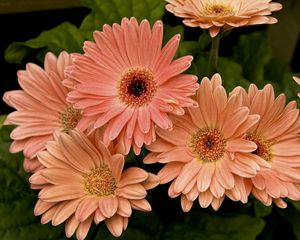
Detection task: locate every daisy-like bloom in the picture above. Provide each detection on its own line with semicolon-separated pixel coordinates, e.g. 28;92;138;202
231;84;300;208
65;17;199;155
293;76;300;97
165;0;282;37
29;129;159;240
3;52;88;172
144;74;269;211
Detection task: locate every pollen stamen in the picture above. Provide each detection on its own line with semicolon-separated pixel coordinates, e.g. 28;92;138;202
118;67;157;107
60;106;82;132
246;133;273;162
190;128;226;162
203;3;235;17
84;165;116;197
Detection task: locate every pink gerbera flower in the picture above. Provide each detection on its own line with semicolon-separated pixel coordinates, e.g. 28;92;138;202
293;76;300;97
165;0;282;37
3;52;88;172
65;17;199;155
29;129;159;239
144;74;269;211
231;84;300;208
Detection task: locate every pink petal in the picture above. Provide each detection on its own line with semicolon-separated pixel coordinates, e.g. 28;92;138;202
99;195;118;218
116;184;147;199
117;197;132;217
75;197;98;222
105;214;124;237
118;167;148;187
130;199;152;212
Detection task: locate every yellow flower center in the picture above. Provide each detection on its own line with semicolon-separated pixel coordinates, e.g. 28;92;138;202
84;165;117;197
246;133;273;162
190;128;226;162
118;67;157;107
203;3;235;17
60;106;82;132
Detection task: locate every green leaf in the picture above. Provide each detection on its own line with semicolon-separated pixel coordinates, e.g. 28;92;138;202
233;31;271;85
267;0;300;63
0;116;7;129
5;22;84;64
80;0;165;38
217;57;250;91
254;201;273;218
278;207;300;239
164;25;184;44
0;126;65;239
95;212;160;240
162;212;265;240
291;200;300;211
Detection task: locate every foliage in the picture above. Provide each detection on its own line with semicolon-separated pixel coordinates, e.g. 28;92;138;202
0;125;65;240
2;0;300;239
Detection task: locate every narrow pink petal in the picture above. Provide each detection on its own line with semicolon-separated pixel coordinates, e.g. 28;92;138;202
105;214;124;237
211;196;225;211
197;163;215;192
181;194;193;212
94;209;105;224
143;152;159;164
158;162;184;184
52;199;81;226
34;200;56;216
226;139;257;153
142;173;160;190
130;199;151;212
186;184;199;201
154;34;180;73
116;184;147;199
274;198;287;208
157;146;193;163
173;160;201;193
40;205;58;224
215;160;235;189
58;132;95;173
210;175;225;198
107;108;134;140
75;197;98;222
76;215;94;240
110;153;125;182
117;197;132;217
138;107;151;133
118;167;148;188
198;191;213;208
39;185;84;202
40;168;82;185
99;195;118;218
65;214;80;238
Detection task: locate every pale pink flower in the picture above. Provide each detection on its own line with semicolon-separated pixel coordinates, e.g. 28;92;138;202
3;52;89;172
65;17;199;155
293;76;300;97
29;129;159;239
144;74;268;211
231;84;300;208
165;0;282;37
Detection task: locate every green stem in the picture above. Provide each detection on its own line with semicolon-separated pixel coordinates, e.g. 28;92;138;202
207;33;221;77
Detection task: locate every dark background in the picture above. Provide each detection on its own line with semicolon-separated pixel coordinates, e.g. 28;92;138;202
0;7;89;114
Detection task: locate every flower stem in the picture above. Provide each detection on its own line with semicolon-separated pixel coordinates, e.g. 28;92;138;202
207;33;221;77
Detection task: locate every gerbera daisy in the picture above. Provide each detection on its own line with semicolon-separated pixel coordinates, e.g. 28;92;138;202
65;17;199;155
231;84;300;208
144;74;269;210
293;76;300;97
29;129;159;239
165;0;282;37
3;52;89;172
